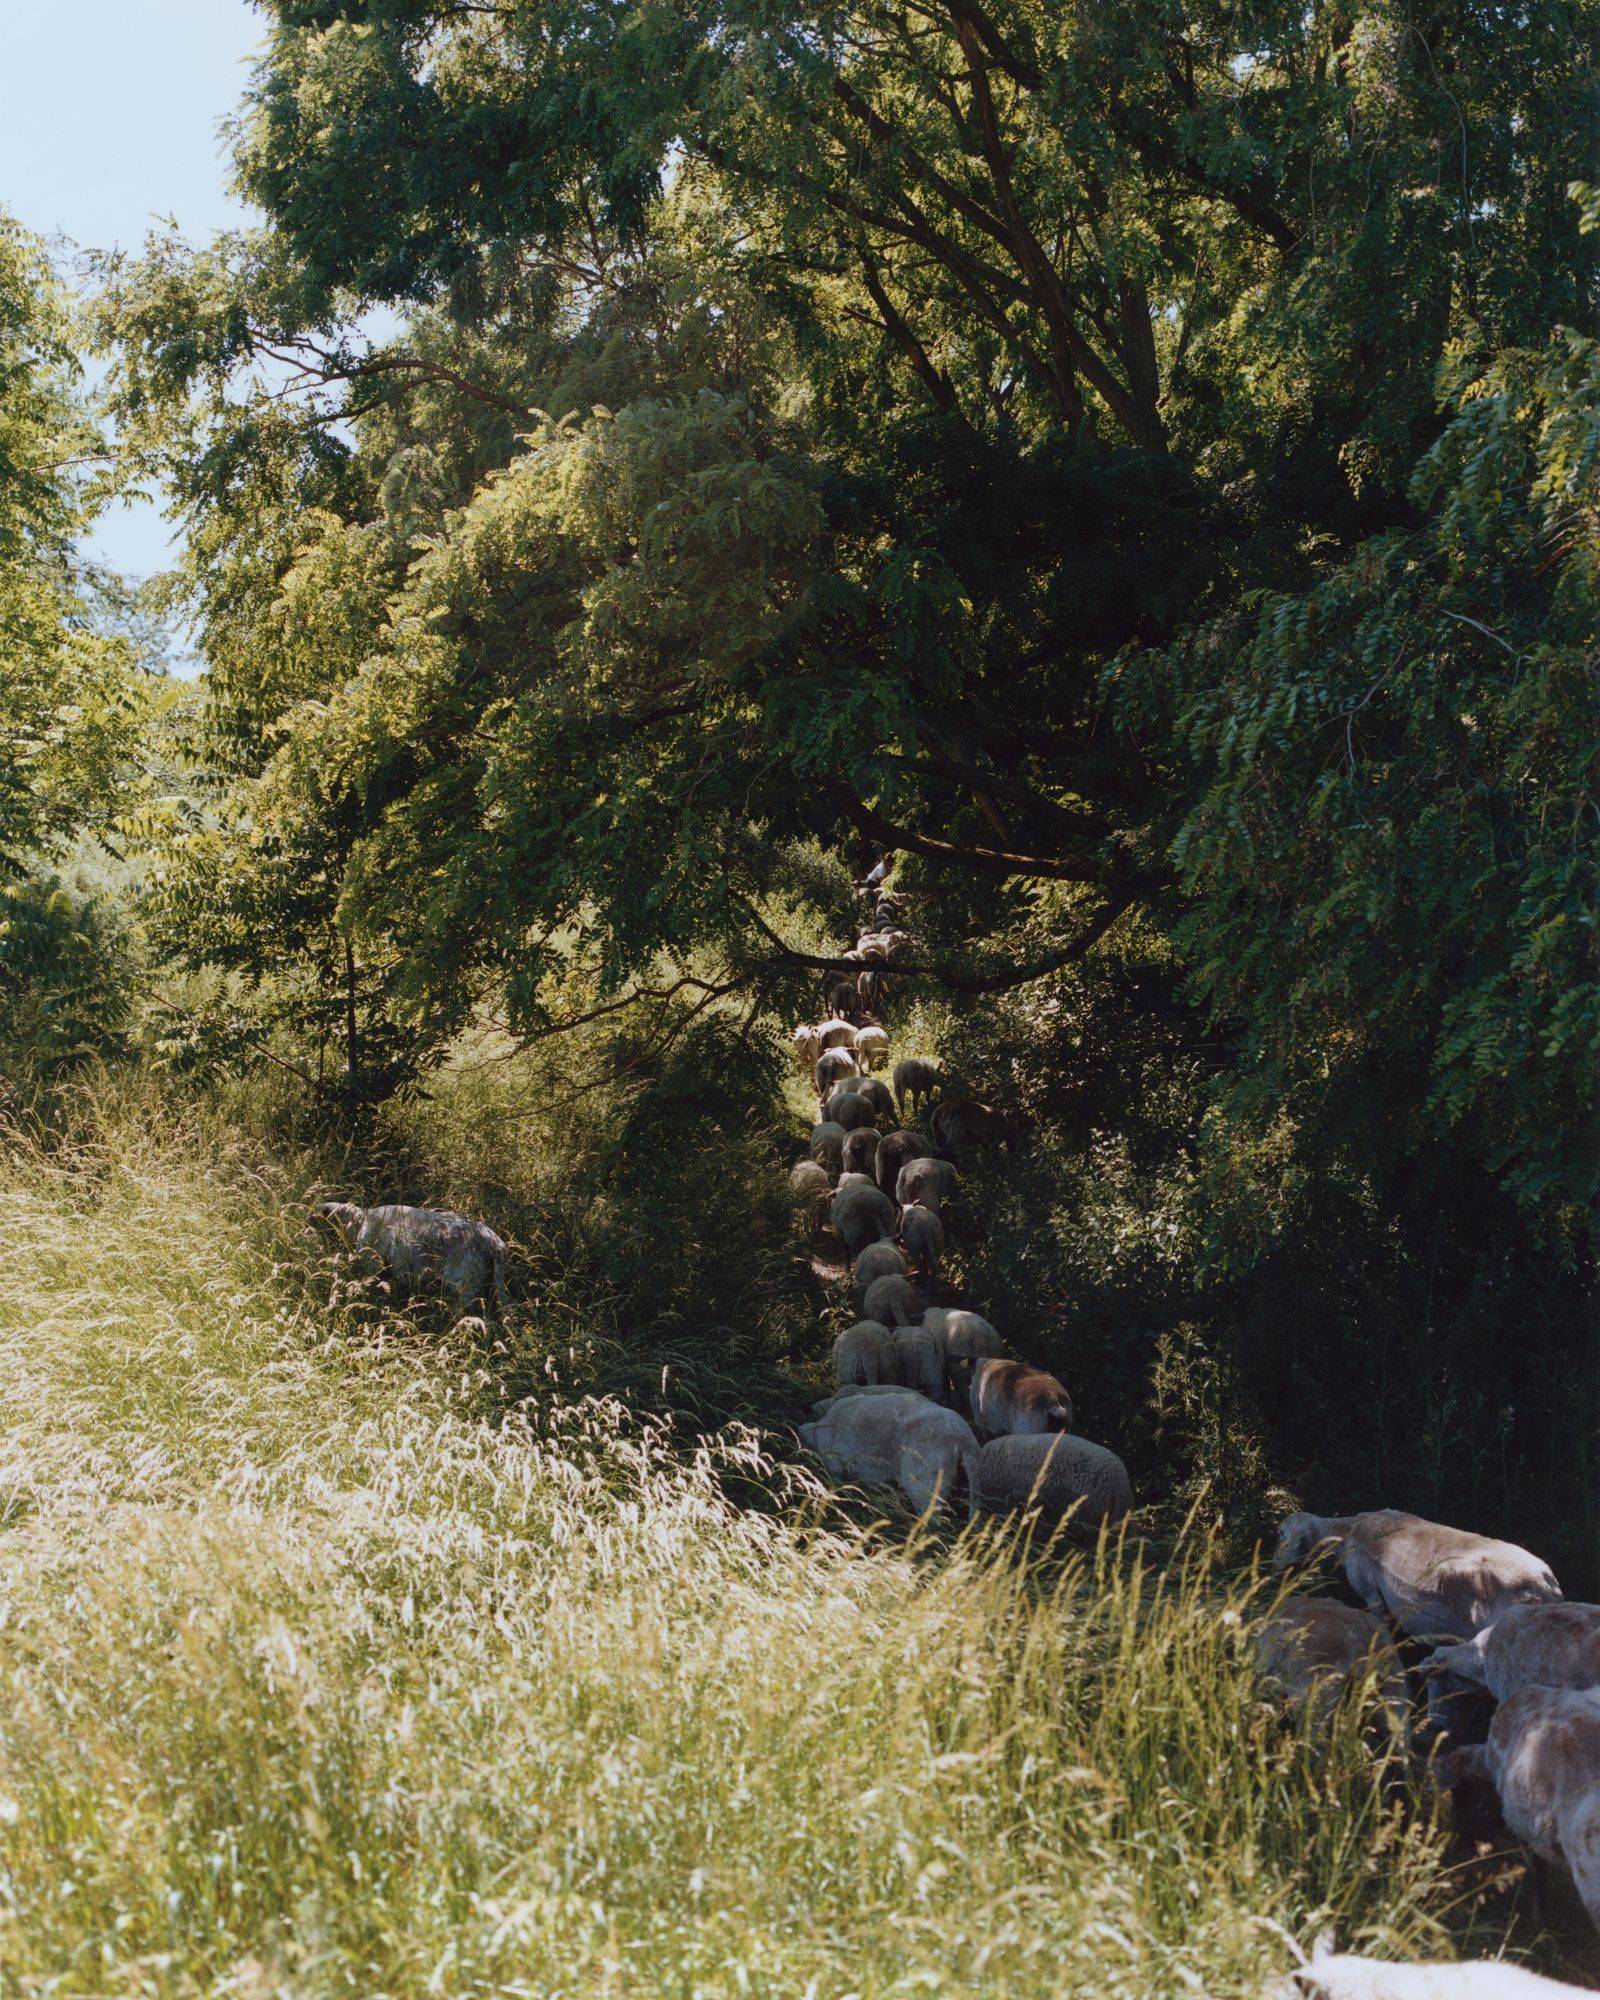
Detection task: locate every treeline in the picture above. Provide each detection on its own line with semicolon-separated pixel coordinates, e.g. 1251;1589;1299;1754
2;1;1596;1569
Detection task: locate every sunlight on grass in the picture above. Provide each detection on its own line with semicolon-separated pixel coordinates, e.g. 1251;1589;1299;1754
0;1096;1476;1997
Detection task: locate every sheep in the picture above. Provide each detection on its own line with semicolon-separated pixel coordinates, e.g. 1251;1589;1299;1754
863;1272;922;1327
317;1202;508;1315
1278;1934;1591;1998
832;1319;898;1388
850;1074;897;1125
1253;1598;1408;1728
827;978;861;1020
976;1431;1132;1526
874;1129;932;1200
853;1241;907;1289
857;967;886;1013
853;1024;890;1072
965;1357;1072;1440
809;1121;846;1176
893;1059;942;1119
1426;1602;1600;1704
930;1097;1013;1153
787;1158;830;1215
900;1203;945;1283
815;1047;859;1095
841;1128;881;1178
1273;1509;1562;1642
923;1307;1005;1361
791;1025;823;1073
896;1156;958;1211
893;1323;946;1402
817;1018;857;1052
826;1090;877;1134
835;1171;875;1189
831;1180;899;1257
800;1386;979;1520
1432;1685;1600;1943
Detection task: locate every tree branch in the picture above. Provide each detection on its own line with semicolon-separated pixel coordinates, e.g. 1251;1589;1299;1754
817;777;1109;882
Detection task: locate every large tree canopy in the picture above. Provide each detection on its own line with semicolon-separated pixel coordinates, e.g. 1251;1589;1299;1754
94;0;1598;1238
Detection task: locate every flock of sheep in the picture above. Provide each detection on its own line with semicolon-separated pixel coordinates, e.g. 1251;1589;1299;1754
782;878;1600;2000
310;879;1598;1994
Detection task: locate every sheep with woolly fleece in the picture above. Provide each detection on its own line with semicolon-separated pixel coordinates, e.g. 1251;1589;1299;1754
976;1431;1132;1525
809;1121;846;1176
831;1180;898;1257
826;1090;877;1134
317;1202;508;1315
853;1241;907;1290
841;1128;880;1178
1433;1685;1600;1944
800;1386;979;1519
1276;1934;1591;1998
787;1158;830;1214
922;1307;1004;1361
874;1129;932;1200
893;1323;946;1402
853;1024;890;1072
965;1357;1072;1440
892;1059;941;1118
930;1097;1013;1153
816;1018;857;1052
832;1319;898;1389
1273;1509;1561;1641
863;1272;921;1327
815;1047;859;1096
849;1074;896;1125
900;1203;944;1282
896;1156;958;1211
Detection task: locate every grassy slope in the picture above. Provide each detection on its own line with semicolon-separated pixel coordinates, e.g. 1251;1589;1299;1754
0;1092;1524;1998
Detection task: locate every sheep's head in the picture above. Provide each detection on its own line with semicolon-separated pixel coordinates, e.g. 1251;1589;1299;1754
315;1200;363;1246
1273;1512;1339;1570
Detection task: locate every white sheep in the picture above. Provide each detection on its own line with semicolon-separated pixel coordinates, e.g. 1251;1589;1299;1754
853;1241;907;1289
787;1158;830;1215
800;1386;979;1519
1277;1933;1591;1998
317;1202;508;1315
893;1323;946;1402
1253;1597;1408;1728
1273;1509;1562;1641
809;1120;846;1176
900;1203;944;1282
1426;1602;1600;1704
1433;1685;1600;1944
817;1018;857;1052
853;1024;890;1072
832;1319;898;1388
976;1431;1132;1525
863;1272;921;1327
831;1180;898;1257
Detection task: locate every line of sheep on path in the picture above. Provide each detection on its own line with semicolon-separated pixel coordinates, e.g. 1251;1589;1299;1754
786;878;1600;1999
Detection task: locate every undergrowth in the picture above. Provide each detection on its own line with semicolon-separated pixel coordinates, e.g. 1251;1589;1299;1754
0;1084;1533;1997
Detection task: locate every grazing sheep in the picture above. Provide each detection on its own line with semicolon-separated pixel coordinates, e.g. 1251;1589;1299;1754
832;1319;898;1388
930;1097;1013;1153
815;1047;858;1094
853;1241;907;1289
896;1156;958;1211
1254;1598;1408;1727
864;1272;922;1327
1279;1935;1590;1998
1426;1602;1600;1704
817;1018;857;1052
853;1025;890;1072
788;1158;830;1214
800;1387;979;1519
874;1129;932;1200
1273;1510;1562;1642
809;1121;846;1176
900;1203;945;1282
827;1090;877;1134
850;1074;896;1124
831;1180;899;1256
1433;1685;1600;1943
841;1128;881;1178
317;1202;508;1315
923;1307;1005;1361
965;1357;1072;1439
977;1432;1132;1525
893;1323;946;1403
893;1059;942;1118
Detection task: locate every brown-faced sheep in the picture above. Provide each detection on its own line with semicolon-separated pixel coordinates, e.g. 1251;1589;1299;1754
976;1432;1132;1525
965;1357;1072;1440
1274;1510;1562;1641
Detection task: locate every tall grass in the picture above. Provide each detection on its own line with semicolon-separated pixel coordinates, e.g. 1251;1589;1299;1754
0;1089;1501;1996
